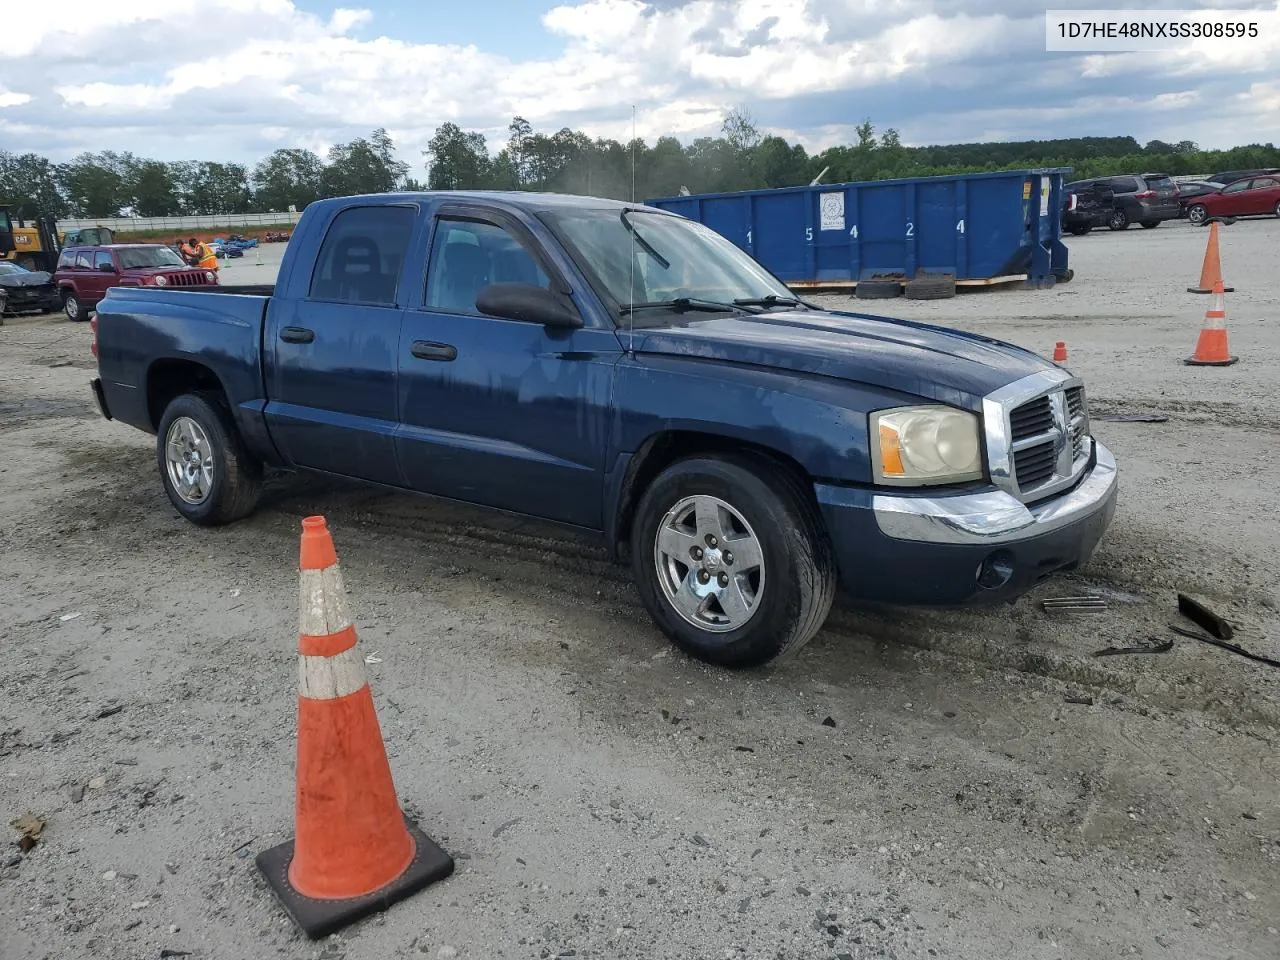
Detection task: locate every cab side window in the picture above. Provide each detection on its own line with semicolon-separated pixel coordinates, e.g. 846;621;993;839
74;251;93;270
1222;180;1251;194
309;205;416;306
424;219;550;316
57;249;77;270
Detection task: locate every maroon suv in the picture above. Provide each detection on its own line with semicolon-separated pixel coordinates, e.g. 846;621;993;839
53;244;218;321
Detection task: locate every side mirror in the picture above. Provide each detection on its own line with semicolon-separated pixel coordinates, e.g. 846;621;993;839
98;262;117;273
475;282;582;329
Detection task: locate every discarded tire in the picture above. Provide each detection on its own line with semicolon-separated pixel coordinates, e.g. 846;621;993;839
855;280;901;299
904;274;956;300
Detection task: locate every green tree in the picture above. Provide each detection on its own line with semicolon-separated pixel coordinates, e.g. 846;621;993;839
251;148;324;212
424;123;491;190
0;151;68;219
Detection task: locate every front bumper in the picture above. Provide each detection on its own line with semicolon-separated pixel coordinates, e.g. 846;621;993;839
815;442;1118;606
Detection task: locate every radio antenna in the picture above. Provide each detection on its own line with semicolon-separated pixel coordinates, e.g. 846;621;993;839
627;103;637;355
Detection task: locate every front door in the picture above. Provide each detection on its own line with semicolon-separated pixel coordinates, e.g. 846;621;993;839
264;203;417;485
395;208;620;529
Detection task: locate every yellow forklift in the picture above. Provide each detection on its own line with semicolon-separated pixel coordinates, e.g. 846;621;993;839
0;204;77;272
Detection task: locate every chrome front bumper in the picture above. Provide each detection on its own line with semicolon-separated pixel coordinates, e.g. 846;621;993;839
872;441;1117;545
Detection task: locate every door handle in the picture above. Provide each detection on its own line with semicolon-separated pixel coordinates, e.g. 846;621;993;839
411;340;457;361
280;326;315;344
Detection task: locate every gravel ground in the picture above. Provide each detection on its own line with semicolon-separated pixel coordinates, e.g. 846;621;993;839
1;217;1278;960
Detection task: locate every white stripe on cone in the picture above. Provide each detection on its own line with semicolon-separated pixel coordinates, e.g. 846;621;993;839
298;565;353;638
297;646;368;700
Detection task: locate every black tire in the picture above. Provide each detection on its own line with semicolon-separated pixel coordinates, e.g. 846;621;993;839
855;279;901;299
630;454;837;668
155;392;263;526
904;275;956;300
1108;209;1130;231
1140;221;1160;229
62;289;85;322
1068;225;1091;236
1274;201;1280;218
1188;204;1208;226
1055;268;1075;283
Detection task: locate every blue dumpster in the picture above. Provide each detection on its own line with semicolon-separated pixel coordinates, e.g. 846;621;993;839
647;168;1072;290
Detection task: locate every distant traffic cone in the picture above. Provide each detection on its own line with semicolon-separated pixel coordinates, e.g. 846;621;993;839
1052;340;1068;362
1187;221;1235;294
256;516;453;940
1184;280;1239;366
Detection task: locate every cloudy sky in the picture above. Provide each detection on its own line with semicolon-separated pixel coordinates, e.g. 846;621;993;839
3;0;1279;168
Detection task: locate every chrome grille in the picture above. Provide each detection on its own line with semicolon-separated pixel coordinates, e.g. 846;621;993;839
983;371;1092;505
1010;396;1053;440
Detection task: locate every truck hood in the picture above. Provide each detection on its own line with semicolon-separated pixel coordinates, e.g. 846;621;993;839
628;307;1054;407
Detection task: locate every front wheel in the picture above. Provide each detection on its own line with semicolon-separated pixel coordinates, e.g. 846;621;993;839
1140;220;1160;229
1188;204;1208;225
1273;201;1280;218
156;392;263;526
630;454;837;668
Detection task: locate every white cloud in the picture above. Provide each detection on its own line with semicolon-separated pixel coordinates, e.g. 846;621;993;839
2;0;1279;167
0;89;34;108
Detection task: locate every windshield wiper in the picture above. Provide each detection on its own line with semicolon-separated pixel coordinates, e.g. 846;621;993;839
732;294;809;310
619;210;670;269
619;297;756;316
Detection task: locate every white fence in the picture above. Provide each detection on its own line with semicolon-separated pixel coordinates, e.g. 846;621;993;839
56;211;304;232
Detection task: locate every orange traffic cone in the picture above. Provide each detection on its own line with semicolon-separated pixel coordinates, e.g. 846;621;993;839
1052;340;1068;362
1187;220;1235;294
256;516;453;940
1184;280;1239;366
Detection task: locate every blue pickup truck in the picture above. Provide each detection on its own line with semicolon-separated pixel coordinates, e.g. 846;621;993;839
90;190;1118;667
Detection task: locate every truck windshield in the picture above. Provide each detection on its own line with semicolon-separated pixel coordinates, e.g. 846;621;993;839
542;208;794;317
118;247;186;269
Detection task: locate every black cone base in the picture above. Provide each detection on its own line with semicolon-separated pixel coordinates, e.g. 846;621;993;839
1184;356;1239;366
256;816;454;940
1188;285;1235;293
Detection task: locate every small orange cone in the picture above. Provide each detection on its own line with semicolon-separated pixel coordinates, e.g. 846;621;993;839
256;516;453;940
1187;220;1235;294
1184;280;1239;367
1052;340;1068;362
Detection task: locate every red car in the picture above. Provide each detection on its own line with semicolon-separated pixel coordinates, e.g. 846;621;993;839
53;243;219;321
1184;175;1280;225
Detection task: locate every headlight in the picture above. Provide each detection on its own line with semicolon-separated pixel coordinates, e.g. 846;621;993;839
870;405;983;486
154;274;168;286
205;271;217;283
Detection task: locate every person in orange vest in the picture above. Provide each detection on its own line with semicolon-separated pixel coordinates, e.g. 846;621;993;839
179;238;200;266
189;237;218;272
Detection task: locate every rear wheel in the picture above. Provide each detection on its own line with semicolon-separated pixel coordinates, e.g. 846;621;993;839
630;454;836;668
1273;201;1280;218
1108;209;1130;230
1188;204;1208;225
62;290;84;322
156;392;263;526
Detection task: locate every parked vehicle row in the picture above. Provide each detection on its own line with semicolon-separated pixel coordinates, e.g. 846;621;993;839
1062;168;1280;233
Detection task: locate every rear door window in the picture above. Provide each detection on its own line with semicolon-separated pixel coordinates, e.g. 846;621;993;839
309;205;416;306
1251;177;1279;189
1110;177;1141;193
93;251;114;270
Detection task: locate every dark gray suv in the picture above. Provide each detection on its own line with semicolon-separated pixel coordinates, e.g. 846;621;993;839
1064;173;1182;230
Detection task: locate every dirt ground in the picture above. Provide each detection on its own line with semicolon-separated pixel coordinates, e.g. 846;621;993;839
2;216;1278;960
